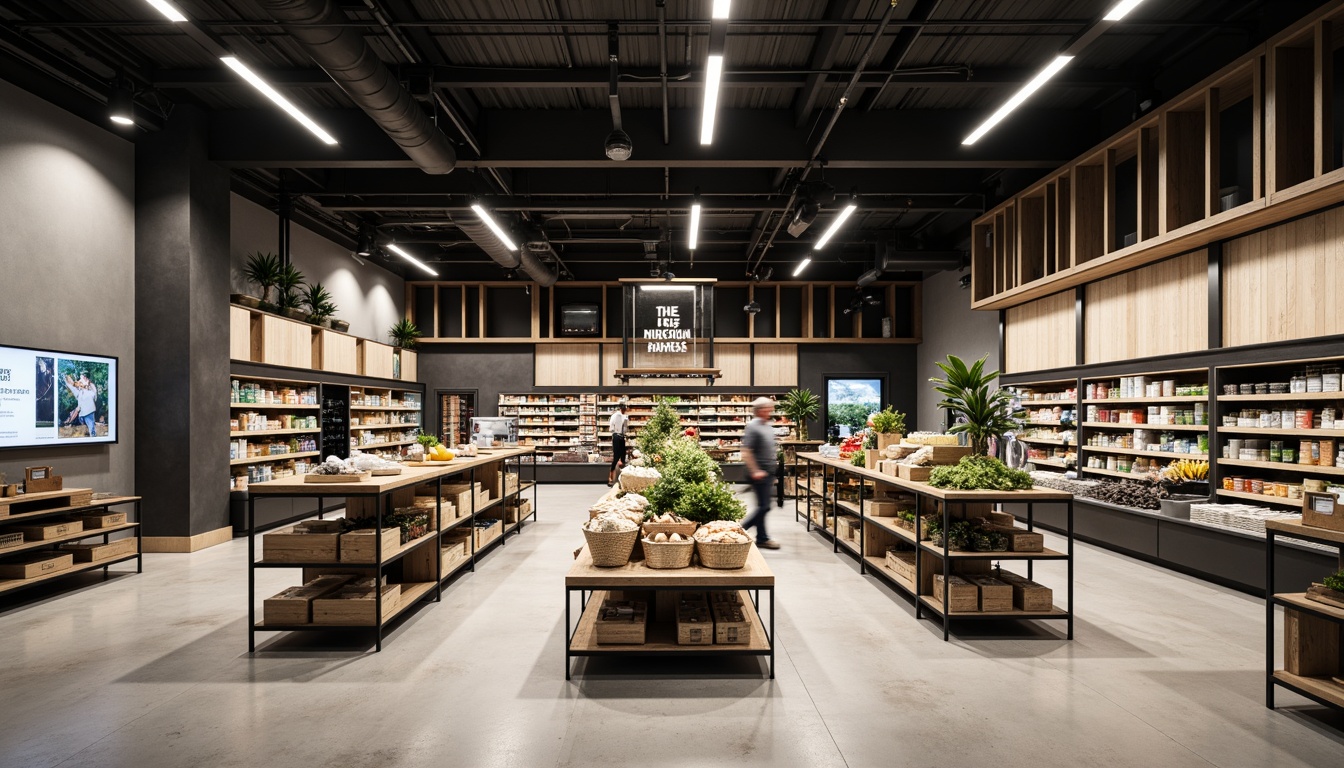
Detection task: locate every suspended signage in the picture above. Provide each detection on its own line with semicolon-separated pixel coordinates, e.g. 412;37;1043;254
619;280;718;381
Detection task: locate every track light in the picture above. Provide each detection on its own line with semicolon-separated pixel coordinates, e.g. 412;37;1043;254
145;0;187;22
793;258;811;277
1103;0;1147;21
712;0;732;19
108;83;135;126
470;203;518;251
688;200;702;250
962;55;1073;146
355;227;375;257
787;196;819;238
814;202;857;250
384;244;439;277
700;54;724;145
221;56;338;145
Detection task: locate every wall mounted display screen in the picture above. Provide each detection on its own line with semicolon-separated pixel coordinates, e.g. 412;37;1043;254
0;344;118;449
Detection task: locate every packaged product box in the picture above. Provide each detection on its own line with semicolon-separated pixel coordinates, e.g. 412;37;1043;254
263;575;352;625
710;595;751;645
264;524;341;563
931;574;978;613
76;510;127;529
676;593;713;646
594;599;647;644
14;518;84;541
993;570;1053;612
311;583;401;626
964;574;1014;612
59;536;137;563
0;551;74;579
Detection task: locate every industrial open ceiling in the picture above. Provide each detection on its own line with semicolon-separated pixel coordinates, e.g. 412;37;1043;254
0;0;1318;281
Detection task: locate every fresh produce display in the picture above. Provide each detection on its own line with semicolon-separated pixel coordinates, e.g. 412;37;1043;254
869;406;907;435
584;513;639;533
928;455;1033;491
673;478;746;524
309;457;366;476
423;444;456;462
642;511;688;524
838;434;864;458
645;436;727;518
902;432;961;446
637;398;683;460
618;464;661;491
646;532;688;543
850;451;866;467
1160;458;1209;483
927;517;1009;552
692;520;751;544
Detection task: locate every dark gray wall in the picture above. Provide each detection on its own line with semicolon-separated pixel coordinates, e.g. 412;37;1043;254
0;77;136;494
417;345;535;434
798;344;920;436
917;268;1000;432
135;104;231;537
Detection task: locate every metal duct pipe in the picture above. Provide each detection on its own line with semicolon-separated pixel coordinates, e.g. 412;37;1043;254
857;245;965;285
261;0;456;174
453;217;560;286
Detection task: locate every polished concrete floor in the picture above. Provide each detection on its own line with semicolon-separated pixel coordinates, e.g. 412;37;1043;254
1;483;1343;768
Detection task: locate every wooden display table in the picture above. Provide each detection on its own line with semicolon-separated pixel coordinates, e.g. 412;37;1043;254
1264;517;1344;713
564;545;775;679
795;452;1074;641
245;447;537;652
0;494;142;596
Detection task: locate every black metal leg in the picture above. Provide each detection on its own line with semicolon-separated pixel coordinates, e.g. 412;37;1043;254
769;587;775;680
942;500;950;642
914;490;923;620
375;490;385;652
248;495;256;653
135;500;143;573
436;475;444;601
1028;502;1035;582
1067;498;1074;640
859;480;867;574
1266;528;1276;709
565;586;572;681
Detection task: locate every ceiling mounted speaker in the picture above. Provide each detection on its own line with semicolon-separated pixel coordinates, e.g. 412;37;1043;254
605;129;633;161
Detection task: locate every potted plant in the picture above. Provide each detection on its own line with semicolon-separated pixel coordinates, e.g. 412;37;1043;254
301;282;337;326
238;251;281;309
389;318;421;349
780;388;821;441
274;263;308;320
870;405;907;452
930;354;1023;455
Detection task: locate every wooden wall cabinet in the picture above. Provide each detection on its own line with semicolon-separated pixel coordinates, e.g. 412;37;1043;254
358;340;396;380
313;329;357;375
230;304;418;383
252;314;313;370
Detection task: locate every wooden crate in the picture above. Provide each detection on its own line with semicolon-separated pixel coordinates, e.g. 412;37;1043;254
402;540;470;582
964;574;1014;612
898;464;933;482
339;528;402;563
987;511;1018;527
986;524;1044;552
0;551;74;579
76;510;127;529
431;483;480;514
676;594;713;646
505;499;533;524
994;570;1054;612
473;519;503;549
710;596;751;645
346;488;417;519
311;583;402;626
594;599;647;644
13;518;83;541
1284;607;1342;677
263;526;341;562
868;499;899;517
263;575;351;625
926;445;973;464
1303;492;1344;533
931;574;979;613
837;516;859;542
444;528;473;555
0;488;93;518
885;550;917;584
59;537;137;563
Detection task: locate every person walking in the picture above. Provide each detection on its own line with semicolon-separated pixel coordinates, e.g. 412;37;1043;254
607;401;630;486
740;396;781;550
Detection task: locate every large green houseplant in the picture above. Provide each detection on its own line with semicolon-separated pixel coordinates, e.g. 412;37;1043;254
637;398;682;462
301;282;337;327
239;251;282;308
389;318;421;349
274;263;308;320
930;354;1022;456
779;388;821;441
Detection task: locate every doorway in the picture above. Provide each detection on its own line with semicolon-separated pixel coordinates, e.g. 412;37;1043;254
436;389;478;447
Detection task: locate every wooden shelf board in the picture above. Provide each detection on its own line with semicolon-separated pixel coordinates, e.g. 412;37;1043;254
0;522;138;557
1265;517;1344;547
230;428;318;437
918;595;1068;619
230;403;320;410
254;581;437;631
1081;445;1208;460
230;451;320;466
1029;458;1072;469
1219;459;1344;477
1272;671;1344;709
1218;427;1344;438
350;425;419;432
0;552;139;594
1081;396;1208;404
354;439;416;449
862;556;918;595
1083;467;1158;481
0;495;139;525
1019;400;1077;407
1023;420;1065;426
1216;489;1303;507
919;542;1068;560
836;535;861;555
1018;436;1071;445
566;546;774;588
864;515;918;545
1220;393;1344;402
1081;422;1208;432
255;529;437;569
350;405;422;412
1275;592;1344;623
568;589;770;654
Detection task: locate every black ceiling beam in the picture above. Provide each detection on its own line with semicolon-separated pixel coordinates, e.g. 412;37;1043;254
310;194;983;214
792;0;864;128
10;18;1229;31
151;65;1134;90
208;107;1091;170
858;0;942;111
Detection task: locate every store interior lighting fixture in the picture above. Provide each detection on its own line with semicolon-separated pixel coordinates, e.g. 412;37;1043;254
813;202;858;250
1104;0;1148;21
471;204;519;251
384;244;440;277
108;83;135;126
220;56;338;145
144;0;187;22
700;1;730;144
962;55;1073;146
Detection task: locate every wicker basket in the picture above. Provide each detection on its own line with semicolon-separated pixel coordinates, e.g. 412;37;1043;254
642;520;697;538
583;528;639;567
695;539;753;569
640;538;694;569
618;469;659;492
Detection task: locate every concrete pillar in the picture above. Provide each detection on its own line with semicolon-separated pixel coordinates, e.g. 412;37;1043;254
134;104;232;548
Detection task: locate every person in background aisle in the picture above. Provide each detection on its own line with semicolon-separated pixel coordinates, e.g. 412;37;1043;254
740;396;781;550
607;400;630;487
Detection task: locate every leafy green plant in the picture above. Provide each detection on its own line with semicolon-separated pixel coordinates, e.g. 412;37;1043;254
389;318;422;349
946;520;977;551
275;263;305;311
928;455;1033;491
850;451;865;467
930;354;1023;455
673;479;746;524
637;398;683;459
870;406;907;435
302;282;337;324
243;252;283;305
780;388;821;440
660;436;720;484
972;529;1008;552
1324;569;1344;593
417;433;440;450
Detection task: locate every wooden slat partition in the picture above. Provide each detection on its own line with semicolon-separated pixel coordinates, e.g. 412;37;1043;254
535;343;601;386
753;344;799;386
1003;291;1076;373
1083;251;1209;364
229;306;251;361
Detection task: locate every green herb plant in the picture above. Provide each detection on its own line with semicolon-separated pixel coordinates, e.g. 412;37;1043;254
1324;569;1344;593
302;282;337;325
416;433;440;450
637;398;683;460
850;451;866;467
275;263;305;311
928;455;1033;491
930;354;1024;455
673;479;746;524
870;406;907;435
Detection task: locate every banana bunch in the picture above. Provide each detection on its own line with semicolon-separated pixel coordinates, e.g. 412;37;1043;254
1162;458;1209;482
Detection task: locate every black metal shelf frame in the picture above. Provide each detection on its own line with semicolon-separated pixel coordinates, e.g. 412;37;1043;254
1265;525;1344;714
0;496;143;598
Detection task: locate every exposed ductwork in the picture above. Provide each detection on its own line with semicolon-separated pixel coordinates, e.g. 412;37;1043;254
261;0;456;175
453;217;560;286
857;241;965;285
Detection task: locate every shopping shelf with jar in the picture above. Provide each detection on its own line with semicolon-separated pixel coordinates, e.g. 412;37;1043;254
231;379;320;406
1083;375;1209;403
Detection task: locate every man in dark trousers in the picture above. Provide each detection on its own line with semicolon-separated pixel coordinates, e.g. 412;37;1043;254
607;400;630;487
740;397;781;550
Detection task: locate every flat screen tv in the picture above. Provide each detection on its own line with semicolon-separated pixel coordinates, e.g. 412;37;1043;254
559;303;600;336
0;344;118;449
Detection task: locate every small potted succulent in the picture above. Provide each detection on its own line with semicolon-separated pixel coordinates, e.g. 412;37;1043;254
238;251;281;309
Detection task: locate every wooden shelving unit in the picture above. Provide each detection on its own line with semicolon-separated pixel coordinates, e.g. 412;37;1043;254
246;448;538;652
1007;379;1077;474
1265;518;1344;714
0;493;142;596
794;452;1074;641
230;374;323;489
1077;369;1210;483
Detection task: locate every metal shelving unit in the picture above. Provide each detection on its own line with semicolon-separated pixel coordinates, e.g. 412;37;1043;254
0;494;142;596
1265;518;1344;713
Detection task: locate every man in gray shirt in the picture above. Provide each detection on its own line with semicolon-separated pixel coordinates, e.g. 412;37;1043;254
740;397;781;549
